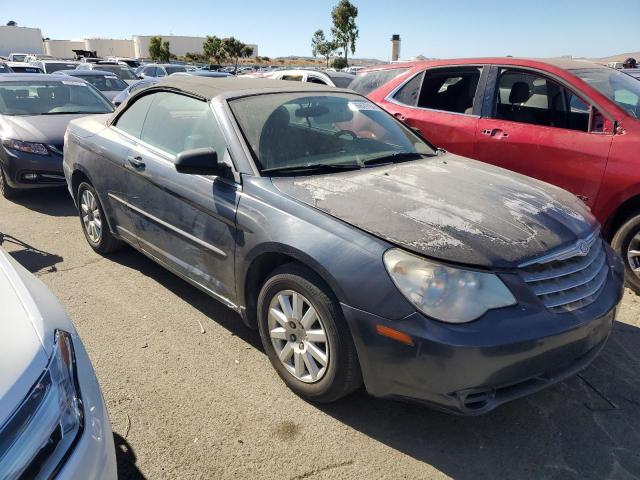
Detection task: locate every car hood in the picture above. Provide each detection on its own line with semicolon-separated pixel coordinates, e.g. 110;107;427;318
0;113;90;144
271;154;597;268
0;249;48;426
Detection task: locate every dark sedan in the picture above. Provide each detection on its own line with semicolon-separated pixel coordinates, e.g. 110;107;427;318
0;74;114;198
63;77;624;414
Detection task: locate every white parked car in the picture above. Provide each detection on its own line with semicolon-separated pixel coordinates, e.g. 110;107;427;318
0;247;116;479
266;68;355;88
29;60;80;74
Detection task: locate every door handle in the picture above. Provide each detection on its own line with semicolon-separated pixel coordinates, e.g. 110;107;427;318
393;112;406;121
481;128;508;138
126;155;145;169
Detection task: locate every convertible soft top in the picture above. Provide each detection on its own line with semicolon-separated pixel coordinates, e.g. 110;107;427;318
151;75;340;101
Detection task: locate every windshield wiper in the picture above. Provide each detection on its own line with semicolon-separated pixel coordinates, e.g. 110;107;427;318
262;162;361;174
361;151;433;167
41;111;103;115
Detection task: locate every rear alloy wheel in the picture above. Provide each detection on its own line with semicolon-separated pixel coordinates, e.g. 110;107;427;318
257;264;362;402
612;213;640;294
0;167;18;199
77;182;122;254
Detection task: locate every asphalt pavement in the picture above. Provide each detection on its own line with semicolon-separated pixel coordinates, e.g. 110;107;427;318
2;188;639;479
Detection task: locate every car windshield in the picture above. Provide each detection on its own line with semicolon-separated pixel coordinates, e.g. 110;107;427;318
0;80;114;115
573;68;640;118
97;65;137;80
77;75;128;92
165;66;187;75
12;55;27;62
328;75;355;88
229;92;435;174
44;63;78;73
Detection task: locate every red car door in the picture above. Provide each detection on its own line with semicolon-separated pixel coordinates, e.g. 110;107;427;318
475;67;613;208
380;66;484;158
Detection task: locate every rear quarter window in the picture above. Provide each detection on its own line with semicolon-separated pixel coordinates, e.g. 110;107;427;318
349;68;409;95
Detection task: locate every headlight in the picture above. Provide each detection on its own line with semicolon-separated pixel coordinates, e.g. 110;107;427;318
383;248;516;323
0;330;83;479
2;139;49;155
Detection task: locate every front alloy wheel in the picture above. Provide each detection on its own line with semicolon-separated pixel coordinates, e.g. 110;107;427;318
612;212;640;294
268;290;329;383
257;263;362;402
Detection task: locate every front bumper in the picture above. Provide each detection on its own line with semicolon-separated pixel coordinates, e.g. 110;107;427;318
343;252;624;415
57;336;117;479
1;147;66;190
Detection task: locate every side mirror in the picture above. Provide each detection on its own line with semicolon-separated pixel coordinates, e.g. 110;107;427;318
175;148;227;176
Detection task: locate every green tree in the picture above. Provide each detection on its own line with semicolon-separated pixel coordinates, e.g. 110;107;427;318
311;29;337;68
148;36;162;61
332;57;348;70
203;35;227;64
222;37;253;72
331;0;358;65
160;40;171;62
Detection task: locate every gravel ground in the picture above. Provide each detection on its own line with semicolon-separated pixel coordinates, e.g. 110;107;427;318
2;188;640;480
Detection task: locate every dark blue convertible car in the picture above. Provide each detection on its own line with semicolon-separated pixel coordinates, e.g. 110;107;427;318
63;76;624;414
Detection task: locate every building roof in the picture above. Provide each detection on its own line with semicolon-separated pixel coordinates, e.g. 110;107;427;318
151;75;337;100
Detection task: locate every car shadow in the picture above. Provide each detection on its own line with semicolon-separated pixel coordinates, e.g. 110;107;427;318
106;247;640;478
107;247;262;350
8;187;76;217
0;232;63;273
113;433;146;480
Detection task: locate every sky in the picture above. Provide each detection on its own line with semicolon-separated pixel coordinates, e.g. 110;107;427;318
2;0;638;60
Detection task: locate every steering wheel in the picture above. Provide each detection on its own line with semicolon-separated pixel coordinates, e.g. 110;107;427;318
333;129;358;140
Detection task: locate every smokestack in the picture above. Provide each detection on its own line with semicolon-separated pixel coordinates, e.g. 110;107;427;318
390;34;401;62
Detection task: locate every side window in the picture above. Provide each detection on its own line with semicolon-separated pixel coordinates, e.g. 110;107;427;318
393;72;424;106
114;93;155;138
307;76;328;85
495;69;589;132
416;67;481;114
140;92;224;157
156;67;166;77
143;66;156;77
281;74;303;82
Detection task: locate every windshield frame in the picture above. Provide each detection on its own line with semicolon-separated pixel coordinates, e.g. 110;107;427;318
226;90;437;177
572;67;640;119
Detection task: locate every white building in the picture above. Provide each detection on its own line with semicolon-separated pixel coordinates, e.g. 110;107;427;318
0;26;43;56
84;38;134;58
43;39;84;58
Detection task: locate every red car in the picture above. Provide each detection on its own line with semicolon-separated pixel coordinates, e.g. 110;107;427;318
354;58;640;293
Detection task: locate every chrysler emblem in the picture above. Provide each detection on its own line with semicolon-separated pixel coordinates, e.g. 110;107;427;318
578;240;590;256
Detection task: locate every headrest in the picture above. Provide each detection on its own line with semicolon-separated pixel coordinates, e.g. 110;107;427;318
265;106;290;130
509;82;531;104
52;86;70;106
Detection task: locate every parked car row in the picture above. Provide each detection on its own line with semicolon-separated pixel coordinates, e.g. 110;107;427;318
0;58;633;475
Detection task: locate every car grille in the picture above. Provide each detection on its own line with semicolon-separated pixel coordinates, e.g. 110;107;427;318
519;231;608;313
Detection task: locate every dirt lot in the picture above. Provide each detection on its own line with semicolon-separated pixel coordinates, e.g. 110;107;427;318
2;188;640;479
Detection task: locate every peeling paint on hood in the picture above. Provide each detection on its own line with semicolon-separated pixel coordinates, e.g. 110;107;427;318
271;154;597;268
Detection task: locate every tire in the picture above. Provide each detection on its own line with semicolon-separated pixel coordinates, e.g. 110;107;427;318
76;181;122;254
612;213;640;294
257;263;362;403
0;167;18;199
